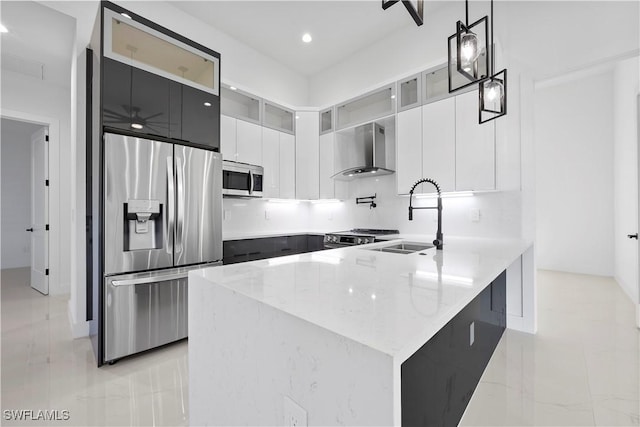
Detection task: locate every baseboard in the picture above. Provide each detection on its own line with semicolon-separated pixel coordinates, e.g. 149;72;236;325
67;300;90;338
614;273;639;305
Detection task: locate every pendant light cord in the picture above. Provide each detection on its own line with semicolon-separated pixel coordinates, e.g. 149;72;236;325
490;0;495;76
465;0;469;26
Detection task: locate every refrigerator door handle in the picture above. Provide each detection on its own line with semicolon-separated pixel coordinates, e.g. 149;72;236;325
176;157;185;253
249;170;254;195
111;271;188;287
166;157;175;255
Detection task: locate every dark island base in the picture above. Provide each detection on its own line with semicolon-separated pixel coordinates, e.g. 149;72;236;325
401;271;507;426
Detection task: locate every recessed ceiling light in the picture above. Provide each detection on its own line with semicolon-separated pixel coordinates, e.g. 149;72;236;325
295;115;300;119
391;95;396;99
203;102;212;107
0;24;8;33
120;13;131;19
302;33;312;43
229;86;237;91
130;123;143;130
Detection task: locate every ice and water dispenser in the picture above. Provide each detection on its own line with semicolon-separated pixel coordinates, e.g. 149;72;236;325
124;199;163;251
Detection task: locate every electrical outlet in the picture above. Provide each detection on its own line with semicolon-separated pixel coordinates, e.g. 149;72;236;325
283;396;307;427
469;321;475;346
470;208;480;222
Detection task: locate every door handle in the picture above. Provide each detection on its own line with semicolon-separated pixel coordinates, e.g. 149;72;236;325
166;158;175;255
25;228;33;232
628;233;638;240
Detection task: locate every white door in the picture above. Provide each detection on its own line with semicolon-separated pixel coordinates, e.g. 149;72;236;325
30;127;48;295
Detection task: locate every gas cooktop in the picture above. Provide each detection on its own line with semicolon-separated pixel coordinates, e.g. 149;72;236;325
324;229;399;247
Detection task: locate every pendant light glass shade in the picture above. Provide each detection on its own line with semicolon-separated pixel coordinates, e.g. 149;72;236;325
460;31;479;64
479;69;507;123
447;17;489;93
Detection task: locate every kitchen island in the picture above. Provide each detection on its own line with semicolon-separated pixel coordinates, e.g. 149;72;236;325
188;236;534;426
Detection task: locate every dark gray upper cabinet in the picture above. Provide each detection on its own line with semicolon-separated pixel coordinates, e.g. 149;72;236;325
101;4;221;150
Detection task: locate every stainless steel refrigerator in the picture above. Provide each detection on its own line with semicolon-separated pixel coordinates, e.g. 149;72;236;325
103;132;222;363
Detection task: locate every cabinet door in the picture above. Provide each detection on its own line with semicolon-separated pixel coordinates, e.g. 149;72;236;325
396;108;423;194
422;98;456;193
131;67;170;138
181;85;220;149
236;119;262;166
455;90;495;191
220;115;237;162
102;58;132;133
319;132;335;199
262;127;280;198
279;133;296;199
295;111;320;200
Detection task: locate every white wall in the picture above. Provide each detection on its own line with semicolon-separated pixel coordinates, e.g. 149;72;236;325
1;120;38;269
534;70;614;276
1;70;72;295
613;56;639;304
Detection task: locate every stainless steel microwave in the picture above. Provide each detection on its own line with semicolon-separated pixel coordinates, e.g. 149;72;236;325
222;161;264;197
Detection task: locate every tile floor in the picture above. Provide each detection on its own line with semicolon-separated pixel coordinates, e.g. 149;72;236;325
1;267;638;426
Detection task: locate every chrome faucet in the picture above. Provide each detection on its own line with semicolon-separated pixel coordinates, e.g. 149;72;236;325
408;178;443;250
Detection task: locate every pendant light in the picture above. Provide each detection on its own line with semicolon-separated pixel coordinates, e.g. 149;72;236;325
479;0;507;123
447;0;488;93
382;0;424;27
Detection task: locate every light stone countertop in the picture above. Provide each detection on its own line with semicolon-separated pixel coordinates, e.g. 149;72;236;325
192;235;532;363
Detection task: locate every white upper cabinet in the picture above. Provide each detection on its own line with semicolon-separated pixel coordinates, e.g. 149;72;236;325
336;84;396;130
396;107;423;194
262;127;280;198
220;114;237;162
422;97;455;193
279;133;296;199
263;101;295;134
398;73;422;112
319;132;335;199
236;119;263;166
295;111;320;200
455;90;495;191
221;86;261;124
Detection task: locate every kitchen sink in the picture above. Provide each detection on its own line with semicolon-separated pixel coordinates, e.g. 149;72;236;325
367;241;434;254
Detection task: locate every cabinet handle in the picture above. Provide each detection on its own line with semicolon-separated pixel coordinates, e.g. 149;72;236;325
25;228;34;232
628;233;638;240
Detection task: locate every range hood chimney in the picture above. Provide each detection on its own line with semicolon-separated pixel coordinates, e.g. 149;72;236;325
332;122;395;181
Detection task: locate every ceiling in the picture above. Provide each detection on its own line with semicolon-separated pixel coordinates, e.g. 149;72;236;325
169;1;448;77
0;1;75;88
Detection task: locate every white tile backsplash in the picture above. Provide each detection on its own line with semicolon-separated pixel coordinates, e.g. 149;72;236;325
223;174;522;240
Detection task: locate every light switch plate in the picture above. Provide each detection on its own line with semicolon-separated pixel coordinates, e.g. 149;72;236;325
470;208;480;222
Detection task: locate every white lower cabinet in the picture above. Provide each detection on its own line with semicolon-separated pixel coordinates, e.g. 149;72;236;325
396;107;423;194
422;98;455;193
295;111;320;200
455;90;495;191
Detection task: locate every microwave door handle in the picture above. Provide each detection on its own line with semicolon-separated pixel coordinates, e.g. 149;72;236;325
176;158;185;253
249;170;254;195
166;157;175;255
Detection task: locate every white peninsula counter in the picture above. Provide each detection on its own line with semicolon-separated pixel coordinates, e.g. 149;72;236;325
188;236;534;426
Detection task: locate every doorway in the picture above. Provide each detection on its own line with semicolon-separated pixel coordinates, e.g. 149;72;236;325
1;117;49;295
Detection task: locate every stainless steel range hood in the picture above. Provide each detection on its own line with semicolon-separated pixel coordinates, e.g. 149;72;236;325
332;122;395;181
